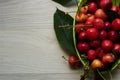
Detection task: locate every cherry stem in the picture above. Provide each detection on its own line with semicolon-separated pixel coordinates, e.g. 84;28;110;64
62;56;68;62
58;24;93;30
58;25;73;29
80;66;89;80
62;56;81;62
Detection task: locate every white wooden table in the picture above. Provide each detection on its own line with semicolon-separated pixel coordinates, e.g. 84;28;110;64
0;0;120;80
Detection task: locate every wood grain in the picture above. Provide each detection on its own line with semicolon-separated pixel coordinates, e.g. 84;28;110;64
0;0;120;80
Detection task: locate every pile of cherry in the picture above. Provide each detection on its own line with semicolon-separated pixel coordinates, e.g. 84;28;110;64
69;0;120;70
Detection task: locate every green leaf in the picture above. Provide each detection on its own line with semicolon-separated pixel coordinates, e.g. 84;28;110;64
54;8;76;54
97;70;112;80
111;58;120;71
52;0;72;5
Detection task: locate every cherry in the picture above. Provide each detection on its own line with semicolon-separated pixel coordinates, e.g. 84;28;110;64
112;18;120;30
87;50;97;60
99;0;112;10
68;56;81;68
76;13;87;22
85;20;94;30
77;42;90;53
94;18;104;30
108;30;118;42
86;28;99;40
95;9;107;20
80;6;88;14
111;5;119;12
104;21;111;30
113;44;120;54
97;52;105;59
75;23;85;33
88;2;98;13
91;59;103;69
90;40;101;48
96;47;104;54
74;0;120;73
87;14;95;22
79;32;87;40
101;40;113;52
99;30;107;40
102;53;115;63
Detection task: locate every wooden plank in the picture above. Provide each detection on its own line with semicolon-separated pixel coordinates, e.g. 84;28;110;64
0;29;80;73
0;73;80;80
0;0;77;74
0;0;120;80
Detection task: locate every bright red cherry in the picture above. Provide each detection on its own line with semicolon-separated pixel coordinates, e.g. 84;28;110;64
77;42;90;53
79;32;87;40
108;30;118;42
99;30;107;40
87;50;97;60
68;56;81;68
86;28;99;40
94;18;104;30
101;40;113;52
88;2;98;13
112;18;120;30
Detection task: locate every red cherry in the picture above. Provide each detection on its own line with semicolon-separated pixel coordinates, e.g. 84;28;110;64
87;14;95;22
111;5;119;12
101;40;113;52
76;13;87;22
77;42;90;53
104;21;111;30
97;52;105;59
99;0;112;10
112;18;120;30
86;28;99;40
85;20;94;30
75;23;85;33
113;44;120;54
102;53;115;63
79;32;87;40
80;6;88;14
99;30;107;40
108;30;118;42
88;2;98;13
90;40;101;48
95;9;107;20
96;47;104;54
68;56;81;68
94;18;104;30
87;50;97;60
